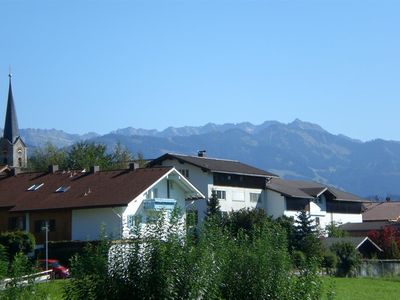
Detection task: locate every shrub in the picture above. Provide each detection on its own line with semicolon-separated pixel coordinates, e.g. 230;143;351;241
322;251;337;275
331;242;361;277
64;215;323;300
292;250;306;268
221;208;271;238
0;244;8;279
0;231;35;259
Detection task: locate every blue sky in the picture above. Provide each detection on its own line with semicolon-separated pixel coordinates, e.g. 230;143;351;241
0;0;399;141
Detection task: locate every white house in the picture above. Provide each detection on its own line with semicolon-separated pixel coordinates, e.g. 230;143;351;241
148;152;278;224
0;165;204;244
266;178;364;228
149;152;367;229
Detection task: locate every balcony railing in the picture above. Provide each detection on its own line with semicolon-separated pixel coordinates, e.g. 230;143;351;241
143;198;177;210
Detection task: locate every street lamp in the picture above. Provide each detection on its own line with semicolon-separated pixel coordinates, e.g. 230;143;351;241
42;221;49;271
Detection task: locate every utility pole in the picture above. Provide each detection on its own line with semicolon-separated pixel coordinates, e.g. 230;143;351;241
42;221;49;271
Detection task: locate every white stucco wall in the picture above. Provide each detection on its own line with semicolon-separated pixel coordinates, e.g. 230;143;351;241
319;212;362;229
72;207;125;241
72;170;196;241
159;158;213;197
209;185;265;212
122;175;188;238
266;189;286;218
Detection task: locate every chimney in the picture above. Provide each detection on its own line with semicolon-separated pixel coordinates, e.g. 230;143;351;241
48;165;59;173
197;150;206;157
129;162;139;171
90;166;100;173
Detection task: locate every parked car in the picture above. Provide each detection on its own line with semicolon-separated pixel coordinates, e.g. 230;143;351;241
38;259;70;279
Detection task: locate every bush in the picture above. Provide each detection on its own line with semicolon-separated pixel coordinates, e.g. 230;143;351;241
0;252;42;300
0;231;35;259
292;250;306;268
63;215;323;300
322;251;337;275
221;208;271;238
0;244;8;279
331;242;361;277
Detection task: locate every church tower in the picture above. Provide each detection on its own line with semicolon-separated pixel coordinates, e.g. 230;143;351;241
0;74;27;169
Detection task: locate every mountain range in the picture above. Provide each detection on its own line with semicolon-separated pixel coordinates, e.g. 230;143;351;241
16;119;400;198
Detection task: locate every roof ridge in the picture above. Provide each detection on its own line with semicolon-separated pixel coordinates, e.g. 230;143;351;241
169;153;239;162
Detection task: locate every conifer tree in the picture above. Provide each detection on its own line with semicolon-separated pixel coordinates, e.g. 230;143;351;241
206;190;221;218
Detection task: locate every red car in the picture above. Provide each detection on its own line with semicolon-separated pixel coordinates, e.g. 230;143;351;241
38;259;70;279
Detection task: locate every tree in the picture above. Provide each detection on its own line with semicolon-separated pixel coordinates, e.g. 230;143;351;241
325;221;347;238
28;142;68;171
67;142;113;170
368;226;400;259
293;210;322;261
275;215;295;252
205;190;221;219
111;142;133;169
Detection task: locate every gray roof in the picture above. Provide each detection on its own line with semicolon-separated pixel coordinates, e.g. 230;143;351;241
266;178;366;202
362;201;400;222
149;153;278;177
322;237;383;252
339;221;393;232
3;75;20;143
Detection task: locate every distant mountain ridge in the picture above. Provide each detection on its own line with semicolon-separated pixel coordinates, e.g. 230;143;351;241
14;120;400;198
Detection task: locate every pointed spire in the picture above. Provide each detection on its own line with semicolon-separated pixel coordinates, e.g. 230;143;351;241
3;73;20;143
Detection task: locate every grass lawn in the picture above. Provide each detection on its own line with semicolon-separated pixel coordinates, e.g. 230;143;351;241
322;277;400;300
33;279;65;300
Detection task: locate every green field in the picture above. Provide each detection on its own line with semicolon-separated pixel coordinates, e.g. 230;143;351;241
322;277;400;300
5;277;400;299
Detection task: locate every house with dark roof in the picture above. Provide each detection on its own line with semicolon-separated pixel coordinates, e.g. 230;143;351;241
149;152;278;223
362;201;400;222
0;165;204;244
149;152;367;228
266;178;367;228
321;236;383;258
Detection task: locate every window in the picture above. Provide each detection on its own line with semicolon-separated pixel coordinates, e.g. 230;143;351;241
178;169;190;179
127;215;142;228
315;217;320;226
215;190;226;200
27;183;44;191
286;198;309;211
250;193;261;203
34;220;56;233
8;216;26;230
56;186;70;193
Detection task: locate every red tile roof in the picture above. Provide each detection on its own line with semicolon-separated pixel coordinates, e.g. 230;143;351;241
0;167;172;212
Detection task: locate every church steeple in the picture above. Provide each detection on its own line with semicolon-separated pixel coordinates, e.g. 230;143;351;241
3;73;20;143
0;73;27;169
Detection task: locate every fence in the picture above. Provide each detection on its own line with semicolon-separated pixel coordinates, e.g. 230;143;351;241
0;269;52;290
357;259;400;277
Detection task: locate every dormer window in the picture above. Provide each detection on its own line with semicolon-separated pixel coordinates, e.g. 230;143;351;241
27;183;44;191
56;186;70;193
